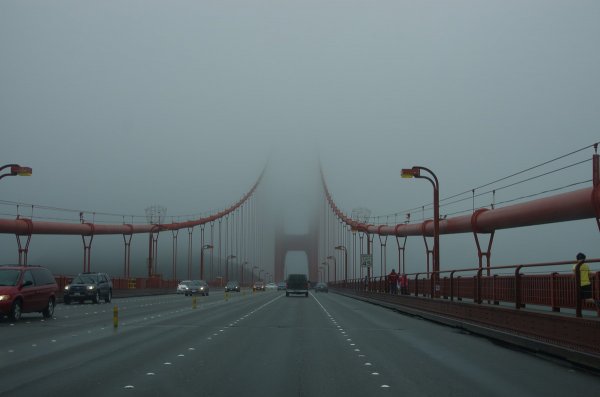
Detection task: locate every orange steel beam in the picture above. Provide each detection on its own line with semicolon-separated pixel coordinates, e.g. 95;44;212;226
321;165;598;237
0;167;265;236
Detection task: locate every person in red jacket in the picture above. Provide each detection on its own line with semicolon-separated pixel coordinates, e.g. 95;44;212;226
399;273;408;295
387;269;399;294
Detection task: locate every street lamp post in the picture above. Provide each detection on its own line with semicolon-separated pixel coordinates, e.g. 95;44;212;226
252;265;258;285
241;261;248;287
320;261;329;283
335;245;348;283
401;166;440;297
0;164;32;181
327;255;337;282
200;244;213;280
225;254;236;283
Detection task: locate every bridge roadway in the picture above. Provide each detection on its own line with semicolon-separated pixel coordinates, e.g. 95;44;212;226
1;290;599;396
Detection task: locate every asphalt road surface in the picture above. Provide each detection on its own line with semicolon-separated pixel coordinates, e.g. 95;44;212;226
1;290;599;396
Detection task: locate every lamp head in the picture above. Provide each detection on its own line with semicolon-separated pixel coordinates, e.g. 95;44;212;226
13;166;32;176
401;167;419;178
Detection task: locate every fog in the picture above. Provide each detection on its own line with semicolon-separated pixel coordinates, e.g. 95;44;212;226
1;1;599;280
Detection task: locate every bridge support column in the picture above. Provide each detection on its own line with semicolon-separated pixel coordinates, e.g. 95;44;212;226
15;218;33;266
171;229;179;280
187;227;193;280
471;209;495;275
82;234;94;273
123;226;133;278
16;234;31;266
378;228;388;277
395;234;408;275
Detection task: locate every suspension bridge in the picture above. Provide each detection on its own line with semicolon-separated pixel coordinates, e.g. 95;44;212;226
1;143;600;395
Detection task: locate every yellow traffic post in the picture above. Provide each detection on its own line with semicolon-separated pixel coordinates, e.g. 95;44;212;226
113;305;118;328
192;295;197;309
225;291;229;301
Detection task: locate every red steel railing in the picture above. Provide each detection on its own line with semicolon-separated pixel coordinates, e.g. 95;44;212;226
332;258;600;318
54;275;179;291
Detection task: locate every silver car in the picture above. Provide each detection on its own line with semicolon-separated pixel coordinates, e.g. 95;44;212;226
177;280;194;295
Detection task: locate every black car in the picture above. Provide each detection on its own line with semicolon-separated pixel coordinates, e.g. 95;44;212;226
192;280;210;296
63;272;112;304
315;282;328;293
286;274;309;297
224;280;240;292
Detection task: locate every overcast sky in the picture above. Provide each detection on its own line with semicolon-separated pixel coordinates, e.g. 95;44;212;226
1;1;599;277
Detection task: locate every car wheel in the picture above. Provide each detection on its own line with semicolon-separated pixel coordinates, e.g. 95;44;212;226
9;299;22;321
105;290;112;303
305;292;309;297
93;291;101;304
286;292;289;297
43;298;55;318
64;297;71;305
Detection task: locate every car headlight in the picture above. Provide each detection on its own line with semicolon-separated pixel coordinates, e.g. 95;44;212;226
87;285;96;290
64;286;70;291
0;295;11;301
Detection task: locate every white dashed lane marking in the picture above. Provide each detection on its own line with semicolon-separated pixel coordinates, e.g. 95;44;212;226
122;294;283;390
312;293;392;390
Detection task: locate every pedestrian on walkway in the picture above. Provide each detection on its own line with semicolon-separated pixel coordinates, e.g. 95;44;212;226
573;252;600;310
387;268;399;294
399;273;409;295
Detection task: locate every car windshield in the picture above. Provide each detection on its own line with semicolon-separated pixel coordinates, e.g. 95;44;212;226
0;269;20;286
72;275;97;284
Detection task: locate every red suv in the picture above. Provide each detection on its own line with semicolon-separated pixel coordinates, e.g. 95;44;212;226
0;265;59;321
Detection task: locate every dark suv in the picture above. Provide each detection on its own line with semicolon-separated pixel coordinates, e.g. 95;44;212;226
0;265;59;320
63;272;112;304
286;274;309;297
224;280;240;292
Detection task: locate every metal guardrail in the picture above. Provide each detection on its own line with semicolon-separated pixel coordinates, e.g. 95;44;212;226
54;275;179;292
331;258;600;318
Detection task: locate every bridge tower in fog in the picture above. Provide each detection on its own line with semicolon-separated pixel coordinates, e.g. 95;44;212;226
264;141;322;283
273;207;320;283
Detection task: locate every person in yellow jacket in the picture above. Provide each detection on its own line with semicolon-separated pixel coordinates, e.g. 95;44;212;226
573;252;600;309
